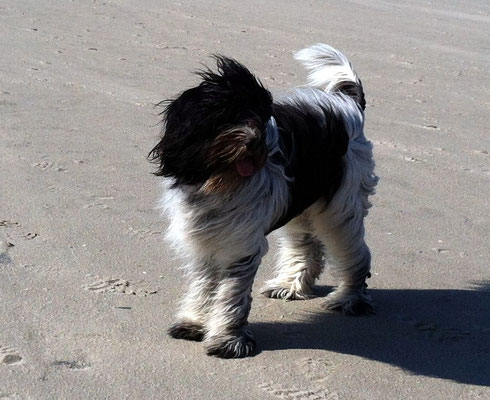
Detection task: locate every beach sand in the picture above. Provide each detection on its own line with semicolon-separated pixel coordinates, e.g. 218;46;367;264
1;0;489;398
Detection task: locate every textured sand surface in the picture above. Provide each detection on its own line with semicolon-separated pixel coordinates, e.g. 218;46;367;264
1;0;489;399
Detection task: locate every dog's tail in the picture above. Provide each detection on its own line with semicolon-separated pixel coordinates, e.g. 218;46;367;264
294;44;365;110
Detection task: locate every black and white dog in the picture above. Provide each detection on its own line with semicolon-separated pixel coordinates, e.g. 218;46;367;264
150;44;378;358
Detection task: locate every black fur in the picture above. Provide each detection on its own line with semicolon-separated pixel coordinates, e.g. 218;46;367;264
149;56;272;186
150;56;351;223
269;96;349;231
168;322;205;342
153;49;374;359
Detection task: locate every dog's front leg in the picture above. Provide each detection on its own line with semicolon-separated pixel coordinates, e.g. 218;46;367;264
168;259;217;342
203;251;261;358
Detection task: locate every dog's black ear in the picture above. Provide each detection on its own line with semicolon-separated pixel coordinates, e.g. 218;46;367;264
148;90;212;184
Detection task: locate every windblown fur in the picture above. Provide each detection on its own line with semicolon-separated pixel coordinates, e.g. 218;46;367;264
151;43;378;358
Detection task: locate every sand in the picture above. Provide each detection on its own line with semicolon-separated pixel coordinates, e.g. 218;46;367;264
1;0;489;399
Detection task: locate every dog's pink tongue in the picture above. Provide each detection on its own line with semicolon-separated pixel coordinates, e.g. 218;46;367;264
236;157;255;177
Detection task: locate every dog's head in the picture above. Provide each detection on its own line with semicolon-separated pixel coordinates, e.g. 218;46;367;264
150;56;273;193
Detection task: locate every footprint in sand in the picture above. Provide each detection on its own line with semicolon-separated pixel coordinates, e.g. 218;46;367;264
83;278;157;297
51;359;90;370
0;240;14;264
300;357;336;384
0;394;27;400
412;321;471;343
260;357;338;400
31;160;68;172
0;346;23;365
259;382;339;400
127;227;162;238
0;220;20;228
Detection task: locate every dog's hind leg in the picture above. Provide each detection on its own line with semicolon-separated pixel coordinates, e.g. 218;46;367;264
313;208;374;315
261;216;325;300
310;142;377;314
312;130;377;315
203;248;264;358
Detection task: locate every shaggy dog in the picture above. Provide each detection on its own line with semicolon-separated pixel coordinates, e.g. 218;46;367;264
150;44;378;358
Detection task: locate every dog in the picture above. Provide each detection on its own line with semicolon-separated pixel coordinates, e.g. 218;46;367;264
149;44;378;358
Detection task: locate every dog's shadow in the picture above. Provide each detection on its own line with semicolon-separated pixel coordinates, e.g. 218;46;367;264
252;282;490;386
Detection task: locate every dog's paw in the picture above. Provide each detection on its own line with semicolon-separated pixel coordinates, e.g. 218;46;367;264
262;287;313;300
168;321;205;342
204;330;256;358
323;289;374;316
261;285;313;300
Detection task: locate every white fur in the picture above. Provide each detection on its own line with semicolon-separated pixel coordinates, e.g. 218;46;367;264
263;46;378;312
294;43;361;92
271;123;377;310
161;44;378;357
160;119;290;343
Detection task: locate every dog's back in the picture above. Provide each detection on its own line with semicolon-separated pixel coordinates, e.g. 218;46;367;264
269;44;372;228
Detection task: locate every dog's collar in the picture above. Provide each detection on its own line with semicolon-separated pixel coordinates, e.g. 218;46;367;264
265;115;287;169
266;116;277;137
265;116;279;156
265;116;293;183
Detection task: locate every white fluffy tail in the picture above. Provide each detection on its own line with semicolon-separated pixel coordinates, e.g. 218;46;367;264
294;43;365;109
